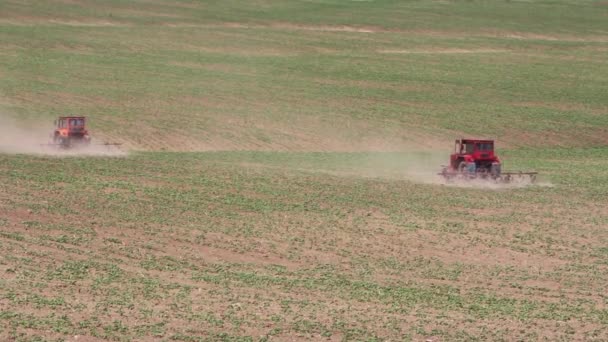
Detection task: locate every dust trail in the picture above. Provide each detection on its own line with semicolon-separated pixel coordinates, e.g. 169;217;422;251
396;152;549;189
400;156;550;190
296;151;549;190
0;115;126;157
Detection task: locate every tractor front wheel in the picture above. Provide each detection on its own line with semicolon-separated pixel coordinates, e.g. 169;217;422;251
458;161;467;173
59;137;70;148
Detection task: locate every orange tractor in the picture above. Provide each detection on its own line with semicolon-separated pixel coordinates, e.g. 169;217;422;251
51;116;91;148
48;116;120;149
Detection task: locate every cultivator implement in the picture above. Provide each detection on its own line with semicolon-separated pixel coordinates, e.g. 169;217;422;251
41;142;122;149
439;168;538;183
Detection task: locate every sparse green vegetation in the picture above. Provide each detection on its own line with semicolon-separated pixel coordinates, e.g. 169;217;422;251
1;0;607;150
2;149;608;340
1;0;607;340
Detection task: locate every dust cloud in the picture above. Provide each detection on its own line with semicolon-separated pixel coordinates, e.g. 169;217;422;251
298;150;548;190
0;114;545;188
0;115;126;157
381;152;548;189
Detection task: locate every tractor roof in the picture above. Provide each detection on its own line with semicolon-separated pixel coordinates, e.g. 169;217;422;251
58;116;86;119
460;138;494;143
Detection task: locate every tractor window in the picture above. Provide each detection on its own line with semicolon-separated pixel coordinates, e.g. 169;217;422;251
479;143;493;151
465;143;474;154
68;118;84;127
59;119;66;128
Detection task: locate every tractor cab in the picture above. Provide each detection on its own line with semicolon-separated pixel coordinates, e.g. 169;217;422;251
52;116;90;147
55;116;86;131
450;138;500;174
455;139;496;160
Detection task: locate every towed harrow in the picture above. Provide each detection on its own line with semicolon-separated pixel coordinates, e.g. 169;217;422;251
439;167;538;183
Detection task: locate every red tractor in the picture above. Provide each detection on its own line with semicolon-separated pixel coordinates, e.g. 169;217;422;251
51;116;91;148
439;138;537;182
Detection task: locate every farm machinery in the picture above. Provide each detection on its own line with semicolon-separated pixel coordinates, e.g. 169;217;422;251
47;116;121;149
438;138;537;183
